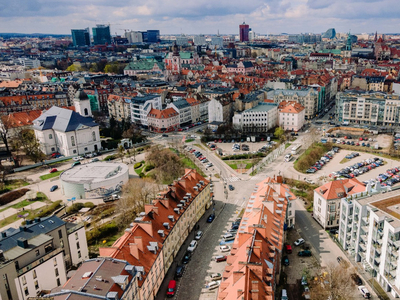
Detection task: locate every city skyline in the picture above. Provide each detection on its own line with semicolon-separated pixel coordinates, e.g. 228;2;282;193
1;0;400;35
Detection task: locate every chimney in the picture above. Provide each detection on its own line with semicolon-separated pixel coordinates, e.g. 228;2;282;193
134;236;144;252
276;175;283;183
233;271;244;284
158;230;165;237
1;232;6;238
168;215;175;222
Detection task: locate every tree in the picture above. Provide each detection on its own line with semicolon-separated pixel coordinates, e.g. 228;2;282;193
66;64;82;72
116;178;160;227
274;126;286;142
251;52;258;59
122;124;146;144
13;129;46;163
309;263;355;300
117;145;125;162
0;116;12;154
146;145;184;184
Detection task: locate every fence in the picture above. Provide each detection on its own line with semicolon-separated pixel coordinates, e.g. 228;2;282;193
253;143;286;174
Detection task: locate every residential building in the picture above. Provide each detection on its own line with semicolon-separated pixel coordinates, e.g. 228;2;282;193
124;59;165;76
193;35;206;46
233;103;278;133
186;97;201;123
197;95;210;121
33;90;101;156
92;25;111;45
313;178;366;229
147;107;179;133
272;88;319;120
107;94;133;122
226;61;254;75
239;22;249;42
167;99;192;126
235;90;266;112
46;258;139;300
0;215;88;300
218;176;296;300
336;91;400;126
99;169;211;300
278;101;306;131
71;28;90;47
208;97;233;123
338;187;400;298
130;94;162;127
0;110;42;139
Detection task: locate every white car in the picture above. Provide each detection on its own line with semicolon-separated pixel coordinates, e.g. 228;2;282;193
220;245;231;252
195;230;203;240
223;233;235;241
210;273;222;281
207;280;221;290
358;286;371;298
187;240;197;252
294;238;305;246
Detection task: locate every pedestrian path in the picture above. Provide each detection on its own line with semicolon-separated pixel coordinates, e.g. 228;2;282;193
223;176;241;182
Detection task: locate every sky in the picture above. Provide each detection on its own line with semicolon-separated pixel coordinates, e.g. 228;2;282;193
1;0;400;35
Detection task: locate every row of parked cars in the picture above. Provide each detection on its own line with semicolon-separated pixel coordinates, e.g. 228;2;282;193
187;147;213;168
331;157;384;179
306;147;339;173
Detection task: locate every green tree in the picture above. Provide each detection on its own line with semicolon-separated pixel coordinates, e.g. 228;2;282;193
13;129;46;163
117;145;125;162
274;127;285;142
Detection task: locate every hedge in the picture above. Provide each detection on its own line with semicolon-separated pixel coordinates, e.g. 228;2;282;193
0;188;30;206
104;154;117;161
28;200;62;220
134;162;143;169
144;165;155;172
66;202;85;214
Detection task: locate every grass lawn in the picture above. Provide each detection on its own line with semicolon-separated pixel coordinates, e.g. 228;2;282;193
339;158;349;164
47;158;72;165
194;143;206;150
224;158;259;171
181;156;206;177
185;138;195;143
135;165;145;175
228;163;238;169
40;171;62;180
285;143;292;149
0;180;30;194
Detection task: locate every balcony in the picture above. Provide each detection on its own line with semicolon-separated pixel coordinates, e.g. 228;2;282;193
361;226;369;233
362;217;369;225
17;247;63;276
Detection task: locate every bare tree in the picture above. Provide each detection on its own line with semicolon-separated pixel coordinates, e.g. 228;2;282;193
116;178;160;226
309;262;355;300
0;116;13;154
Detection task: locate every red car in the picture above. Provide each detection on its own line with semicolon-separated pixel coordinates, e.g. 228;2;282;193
49;168;58;173
215;255;227;262
178;128;183;131
51;152;61;158
285;244;292;254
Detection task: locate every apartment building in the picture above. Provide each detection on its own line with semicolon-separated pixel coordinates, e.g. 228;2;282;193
130;94;162;127
217;176;296;300
272;88;319;120
208;97;233;123
99;169;211;300
232;103;278;133
45;258;139;300
278;101;306;132
167;99;192;126
186;97;201;123
338;188;400;298
0;216;88;300
336;91;400;126
107;94;132;122
313;178;366;229
147;107;179;133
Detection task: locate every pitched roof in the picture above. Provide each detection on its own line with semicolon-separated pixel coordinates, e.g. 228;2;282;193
148;107;178;119
315;178;366;200
278;101;305;113
32;106;98;132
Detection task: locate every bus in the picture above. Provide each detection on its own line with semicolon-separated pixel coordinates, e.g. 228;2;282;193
291;144;302;155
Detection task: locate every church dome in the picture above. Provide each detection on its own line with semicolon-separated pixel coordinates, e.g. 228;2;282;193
74;89;89;101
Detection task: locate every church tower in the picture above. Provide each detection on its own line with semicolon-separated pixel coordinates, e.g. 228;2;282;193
171;42;181;74
73;89;92;117
343;33;352;59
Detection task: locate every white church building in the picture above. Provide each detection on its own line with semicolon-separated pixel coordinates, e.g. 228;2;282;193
33;90;101;156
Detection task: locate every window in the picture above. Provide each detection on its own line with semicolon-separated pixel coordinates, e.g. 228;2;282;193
22;276;26;285
24;287;29;296
35;249;40;256
71;136;75;146
51;147;55;152
57;278;61;286
49;134;53;139
58;229;62;239
84;108;88;116
53;258;57;266
34;280;39;290
14;261;19;270
92;131;96;141
75;232;78;240
73;150;77;154
78;250;81;259
55;268;59;277
76;242;80;249
33;270;37;279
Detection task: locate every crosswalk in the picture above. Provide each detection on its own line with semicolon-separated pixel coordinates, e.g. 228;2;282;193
224;176;241;182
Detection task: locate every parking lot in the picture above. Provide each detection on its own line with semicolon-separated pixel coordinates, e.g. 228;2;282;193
206;140;279;156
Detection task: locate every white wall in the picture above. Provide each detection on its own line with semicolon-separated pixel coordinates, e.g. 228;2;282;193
67;226;89;266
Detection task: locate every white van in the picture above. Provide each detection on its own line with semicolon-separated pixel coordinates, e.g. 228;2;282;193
281;289;288;300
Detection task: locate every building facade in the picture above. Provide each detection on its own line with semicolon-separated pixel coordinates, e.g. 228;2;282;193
239;22;249;42
278;101;306;132
147;107;179;133
167;99;192;126
130;94;162;127
232;103;278;133
92;25;111;45
71;28;90;47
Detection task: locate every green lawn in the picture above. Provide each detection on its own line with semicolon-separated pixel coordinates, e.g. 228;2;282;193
339;158;349;164
185;138;195;143
228;163;238;169
181;156;206;177
285;143;292;149
135;165;145;175
40;171;62;180
0;180;30;194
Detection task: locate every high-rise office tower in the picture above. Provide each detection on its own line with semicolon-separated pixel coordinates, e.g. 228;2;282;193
71;28;90;47
92;24;111;45
239;22;249;42
147;30;160;43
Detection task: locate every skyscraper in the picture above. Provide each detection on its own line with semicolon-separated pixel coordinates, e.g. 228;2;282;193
147;30;160;43
239;22;249;42
92;24;111;45
71;28;90;47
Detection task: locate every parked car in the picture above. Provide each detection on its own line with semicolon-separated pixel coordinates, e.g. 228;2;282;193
223;233;235;241
166;280;176;297
358;286;371;298
215;255;227;262
228;185;235;191
71;161;81;167
220;245;231;252
294;238;305;246
210;273;222;281
182;251;191;264
207;214;215;223
283;256;289;266
187;240;197;252
175;265;185;278
49;168;58;173
50;185;58;192
298;250;312;257
91;158;100;163
285;244;292;254
195;230;203;240
351;273;363;285
207;280;221;290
